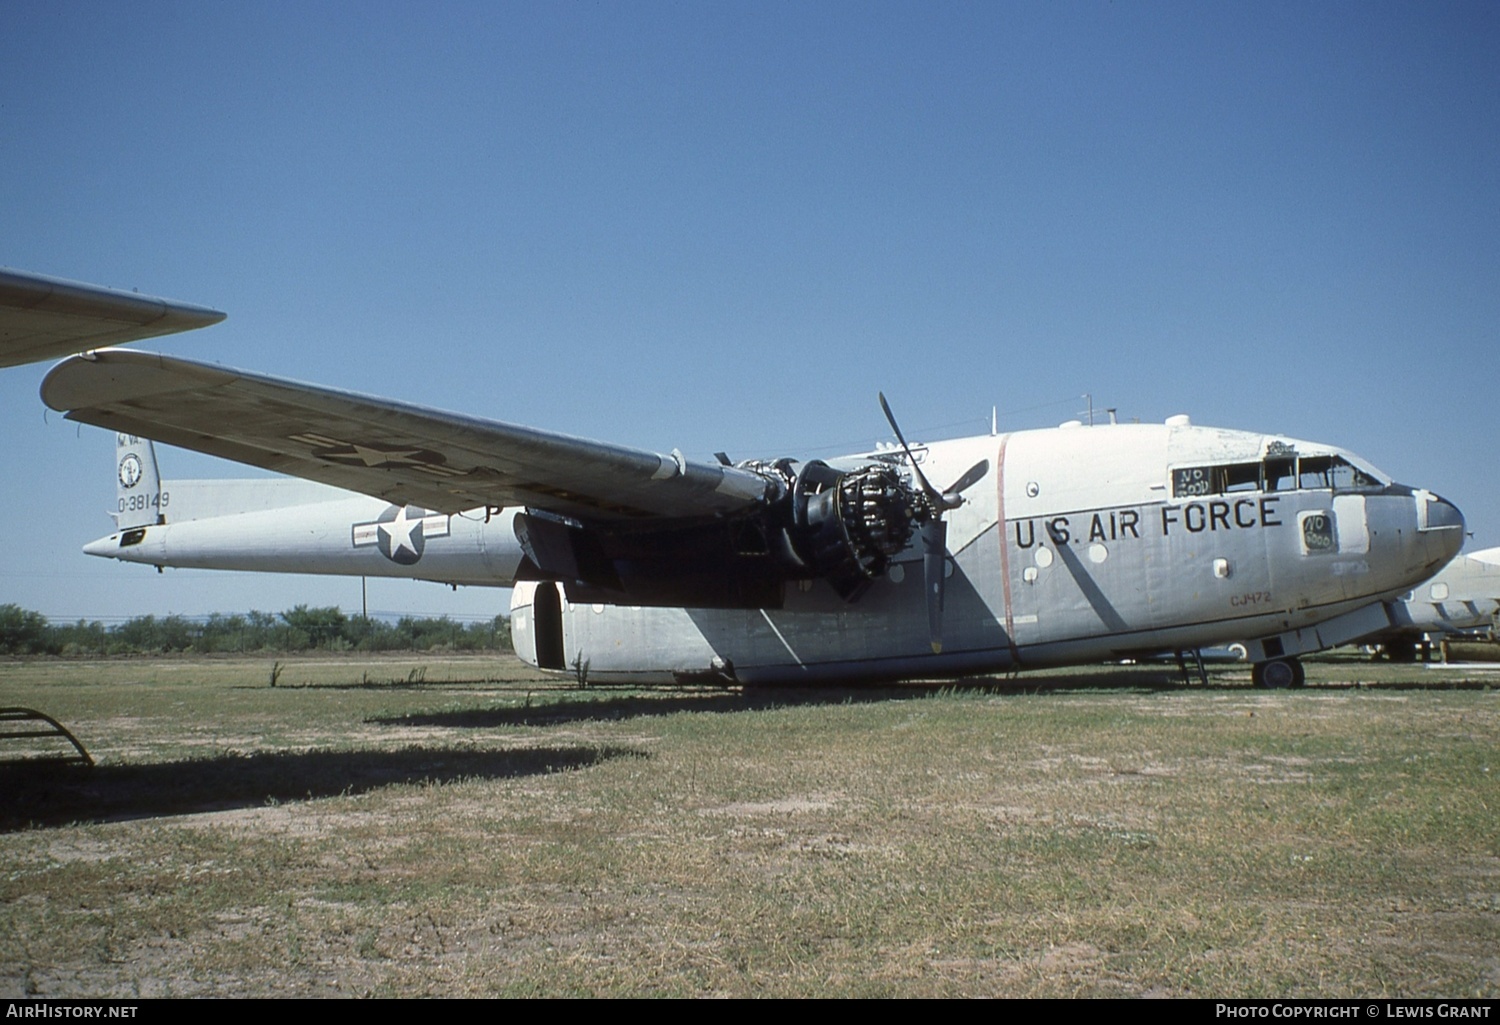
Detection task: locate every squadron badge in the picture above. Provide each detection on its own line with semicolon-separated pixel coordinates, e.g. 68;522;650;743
118;453;143;489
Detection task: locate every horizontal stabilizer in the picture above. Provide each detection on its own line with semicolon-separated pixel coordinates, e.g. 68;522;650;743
160;478;362;522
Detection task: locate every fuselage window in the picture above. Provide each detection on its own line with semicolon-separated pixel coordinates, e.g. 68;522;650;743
1302;512;1336;553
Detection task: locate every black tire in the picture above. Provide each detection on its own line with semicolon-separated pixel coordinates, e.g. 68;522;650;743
1253;657;1303;689
1384;638;1418;663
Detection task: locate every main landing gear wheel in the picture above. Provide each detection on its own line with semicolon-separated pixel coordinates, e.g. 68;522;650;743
1383;638;1417;663
1252;657;1305;689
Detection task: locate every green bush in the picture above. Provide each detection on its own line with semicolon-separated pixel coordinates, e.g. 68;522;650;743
0;604;55;655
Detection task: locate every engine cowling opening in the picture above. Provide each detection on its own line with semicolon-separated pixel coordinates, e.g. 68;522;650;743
787;460;926;599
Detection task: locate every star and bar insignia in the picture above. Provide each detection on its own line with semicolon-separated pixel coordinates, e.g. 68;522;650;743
352;504;451;565
291;433;464;477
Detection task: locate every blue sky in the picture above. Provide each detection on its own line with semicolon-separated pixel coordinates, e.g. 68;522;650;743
3;1;1497;623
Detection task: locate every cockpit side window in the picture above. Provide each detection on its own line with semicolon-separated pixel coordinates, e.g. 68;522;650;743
1329;458;1380;491
1222;463;1260;493
1299;456;1333;490
1264;458;1295;492
1296;455;1381;492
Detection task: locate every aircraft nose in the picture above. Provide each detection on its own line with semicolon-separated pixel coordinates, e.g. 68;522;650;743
1421;492;1465;533
83;534;120;558
1416;491;1465;562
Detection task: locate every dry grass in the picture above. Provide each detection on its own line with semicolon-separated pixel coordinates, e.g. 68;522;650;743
0;653;1496;997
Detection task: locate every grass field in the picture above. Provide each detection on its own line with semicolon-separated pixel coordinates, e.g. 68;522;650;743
1;653;1496;997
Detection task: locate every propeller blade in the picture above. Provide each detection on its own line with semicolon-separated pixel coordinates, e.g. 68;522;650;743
923;519;948;653
940;458;990;508
878;393;965;653
878;391;940;501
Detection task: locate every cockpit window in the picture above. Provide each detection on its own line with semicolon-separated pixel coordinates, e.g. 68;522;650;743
1264;458;1295;492
1221;463;1260;493
1296;455;1381;492
1173;455;1382;498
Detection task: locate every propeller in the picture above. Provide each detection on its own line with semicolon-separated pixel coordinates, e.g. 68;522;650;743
878;393;989;654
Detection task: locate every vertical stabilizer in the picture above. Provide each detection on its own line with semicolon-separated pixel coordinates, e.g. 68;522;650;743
113;432;164;528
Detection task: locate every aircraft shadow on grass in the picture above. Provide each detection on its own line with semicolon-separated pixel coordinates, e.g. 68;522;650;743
366;667;1496;733
370;667;1215;731
371;688;906;730
0;669;1203;831
0;744;639;831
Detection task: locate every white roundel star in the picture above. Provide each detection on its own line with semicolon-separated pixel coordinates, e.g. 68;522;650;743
378;506;423;562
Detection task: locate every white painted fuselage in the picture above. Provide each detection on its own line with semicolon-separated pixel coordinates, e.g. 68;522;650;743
510;420;1462;683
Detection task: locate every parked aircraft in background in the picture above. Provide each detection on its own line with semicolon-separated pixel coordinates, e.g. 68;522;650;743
1361;547;1500;660
4;268;1469;689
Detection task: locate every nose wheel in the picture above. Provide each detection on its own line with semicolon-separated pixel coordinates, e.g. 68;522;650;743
1252;657;1305;689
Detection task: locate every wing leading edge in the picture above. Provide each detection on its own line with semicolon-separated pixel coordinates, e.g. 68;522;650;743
41;349;770;522
0;269;226;369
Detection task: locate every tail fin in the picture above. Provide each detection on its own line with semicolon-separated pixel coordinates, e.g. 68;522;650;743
114;433;165;528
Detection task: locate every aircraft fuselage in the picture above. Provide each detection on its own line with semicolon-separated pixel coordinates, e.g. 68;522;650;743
511;420;1462;683
86;418;1463;685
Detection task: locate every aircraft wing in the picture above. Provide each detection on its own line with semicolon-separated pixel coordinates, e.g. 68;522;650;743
41;349;771;521
0;269;226;370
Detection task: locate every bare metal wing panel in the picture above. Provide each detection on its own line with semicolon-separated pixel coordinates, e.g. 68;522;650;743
0;269;226;369
41;349;769;520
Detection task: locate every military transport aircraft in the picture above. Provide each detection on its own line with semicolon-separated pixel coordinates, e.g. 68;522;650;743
7;268;1470;688
1359;547;1500;661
